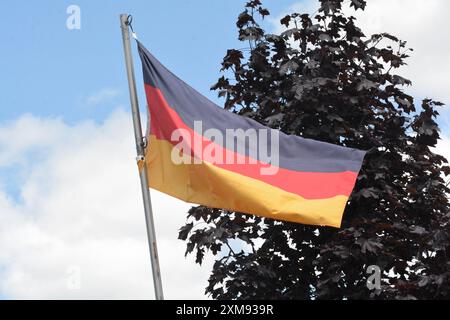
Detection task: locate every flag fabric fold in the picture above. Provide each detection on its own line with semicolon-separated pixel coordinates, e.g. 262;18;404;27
137;41;366;228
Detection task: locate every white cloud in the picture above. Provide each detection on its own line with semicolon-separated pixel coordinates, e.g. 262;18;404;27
437;135;450;170
0;109;212;299
343;0;450;106
269;1;319;29
86;88;121;105
272;1;450;107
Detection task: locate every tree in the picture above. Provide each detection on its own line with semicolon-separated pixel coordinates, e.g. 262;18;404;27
178;0;450;299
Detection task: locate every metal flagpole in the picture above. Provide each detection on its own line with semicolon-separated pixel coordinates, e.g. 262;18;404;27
119;13;164;300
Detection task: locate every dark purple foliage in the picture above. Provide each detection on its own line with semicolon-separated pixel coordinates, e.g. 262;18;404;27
179;0;450;299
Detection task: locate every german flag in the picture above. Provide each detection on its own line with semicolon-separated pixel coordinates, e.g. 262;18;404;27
137;42;366;228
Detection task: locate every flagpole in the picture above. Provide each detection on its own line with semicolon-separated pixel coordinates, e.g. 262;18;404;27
119;13;164;300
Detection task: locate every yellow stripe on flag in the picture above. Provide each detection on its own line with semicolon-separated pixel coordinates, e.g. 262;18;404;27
142;135;348;227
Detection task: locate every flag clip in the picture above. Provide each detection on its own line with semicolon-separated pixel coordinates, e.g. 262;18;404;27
142;137;148;148
136;155;145;171
126;15;138;40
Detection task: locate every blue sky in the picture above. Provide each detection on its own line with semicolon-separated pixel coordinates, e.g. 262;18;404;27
0;0;292;124
0;0;449;300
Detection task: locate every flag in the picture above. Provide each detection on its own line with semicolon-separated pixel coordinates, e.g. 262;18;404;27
137;41;366;228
